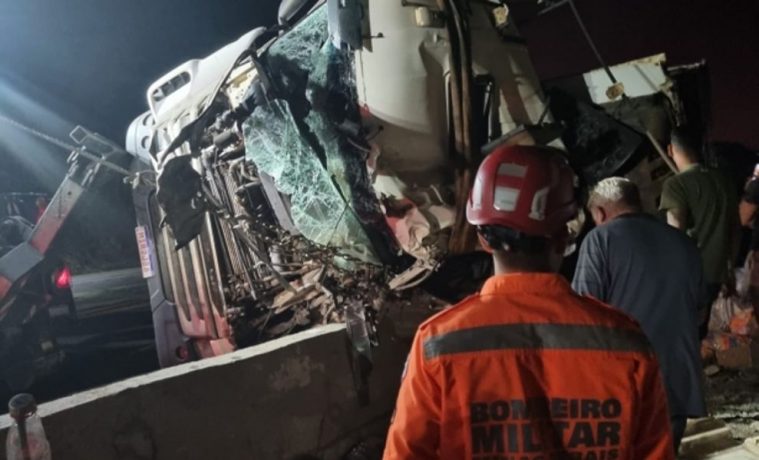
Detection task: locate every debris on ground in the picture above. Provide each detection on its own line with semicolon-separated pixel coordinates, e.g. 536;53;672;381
705;364;721;377
706;368;759;440
680;369;759;458
702;278;759;369
689;274;759;456
680;418;738;459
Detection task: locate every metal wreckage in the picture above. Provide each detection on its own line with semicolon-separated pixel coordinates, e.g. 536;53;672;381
124;0;709;367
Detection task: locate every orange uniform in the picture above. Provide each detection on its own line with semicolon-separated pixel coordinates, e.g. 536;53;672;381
383;273;674;460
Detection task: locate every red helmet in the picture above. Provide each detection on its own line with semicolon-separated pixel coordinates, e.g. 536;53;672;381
466;145;578;237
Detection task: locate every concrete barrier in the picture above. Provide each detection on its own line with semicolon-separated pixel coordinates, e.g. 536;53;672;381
0;323;409;460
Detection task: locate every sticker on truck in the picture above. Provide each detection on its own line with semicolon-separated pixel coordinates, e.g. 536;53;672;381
135;225;156;279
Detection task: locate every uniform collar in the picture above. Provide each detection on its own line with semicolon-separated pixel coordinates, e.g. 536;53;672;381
480;273;571;296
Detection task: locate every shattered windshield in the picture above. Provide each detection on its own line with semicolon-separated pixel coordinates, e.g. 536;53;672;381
243;6;388;265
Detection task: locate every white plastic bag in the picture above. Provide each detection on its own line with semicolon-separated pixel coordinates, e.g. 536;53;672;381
709;293;748;333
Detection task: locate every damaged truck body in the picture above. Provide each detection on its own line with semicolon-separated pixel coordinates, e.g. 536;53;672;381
125;0;709;368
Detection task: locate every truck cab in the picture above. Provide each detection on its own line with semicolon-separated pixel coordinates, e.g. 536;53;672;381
126;0;709;368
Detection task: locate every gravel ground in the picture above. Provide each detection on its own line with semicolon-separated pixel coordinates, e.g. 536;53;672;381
706;368;759;440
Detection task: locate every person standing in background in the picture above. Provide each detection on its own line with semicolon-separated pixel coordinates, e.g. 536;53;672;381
660;127;739;339
738;165;759;315
573;177;707;452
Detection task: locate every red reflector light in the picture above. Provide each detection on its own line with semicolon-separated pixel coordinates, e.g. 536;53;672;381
55;267;71;290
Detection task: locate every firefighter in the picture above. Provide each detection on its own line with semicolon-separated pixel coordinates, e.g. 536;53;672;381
382;145;674;460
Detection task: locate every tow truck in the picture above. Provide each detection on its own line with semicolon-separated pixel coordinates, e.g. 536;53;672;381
0;123;145;390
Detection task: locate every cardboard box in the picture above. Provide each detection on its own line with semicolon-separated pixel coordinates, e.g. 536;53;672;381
716;340;759;369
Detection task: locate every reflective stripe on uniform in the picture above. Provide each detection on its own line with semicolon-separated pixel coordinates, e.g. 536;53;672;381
423;323;651;360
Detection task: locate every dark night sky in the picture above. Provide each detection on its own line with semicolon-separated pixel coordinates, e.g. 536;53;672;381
517;0;759;150
0;0;757;193
0;0;278;192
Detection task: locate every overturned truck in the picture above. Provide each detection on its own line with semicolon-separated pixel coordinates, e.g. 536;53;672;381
125;0;708;368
